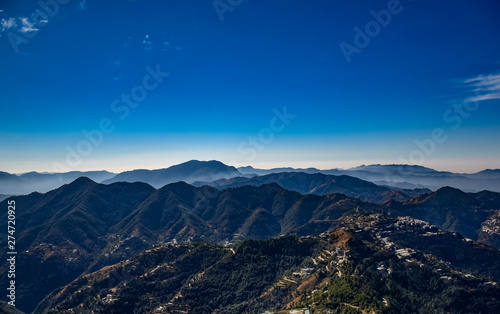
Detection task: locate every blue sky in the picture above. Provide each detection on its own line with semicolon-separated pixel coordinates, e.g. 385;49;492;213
1;0;500;173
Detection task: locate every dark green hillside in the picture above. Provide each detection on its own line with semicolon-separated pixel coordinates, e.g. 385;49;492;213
36;214;500;314
0;178;373;312
36;237;320;314
296;215;500;313
389;187;492;241
2;177;500;312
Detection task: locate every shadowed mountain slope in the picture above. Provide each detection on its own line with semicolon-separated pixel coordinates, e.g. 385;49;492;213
194;172;430;203
36;214;500;314
239;164;500;192
102;160;242;187
0;178;375;312
388;187;500;244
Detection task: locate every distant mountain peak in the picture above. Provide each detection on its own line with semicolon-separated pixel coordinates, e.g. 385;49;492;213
435;186;466;194
64;176;98;190
479;169;500;172
103;160;241;188
180;159;235;168
410;185;477;207
72;176;97;184
158;180;195;191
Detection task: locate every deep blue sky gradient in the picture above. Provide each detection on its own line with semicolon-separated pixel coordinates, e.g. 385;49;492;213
1;0;499;172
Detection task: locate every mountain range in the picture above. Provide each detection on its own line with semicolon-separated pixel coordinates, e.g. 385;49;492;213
2;160;500;196
34;214;500;313
0;171;115;195
193;172;431;203
0;178;376;312
1;175;500;312
101;160;241;187
240;164;500;192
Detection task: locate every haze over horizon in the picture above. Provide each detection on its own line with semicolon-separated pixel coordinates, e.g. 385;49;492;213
1;0;499;174
4;159;500;176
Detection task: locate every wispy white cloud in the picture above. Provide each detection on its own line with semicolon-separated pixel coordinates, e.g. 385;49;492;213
1;17;17;32
20;17;38;33
461;72;500;103
468;92;500;102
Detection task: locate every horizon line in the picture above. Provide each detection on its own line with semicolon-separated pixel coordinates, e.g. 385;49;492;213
4;160;499;176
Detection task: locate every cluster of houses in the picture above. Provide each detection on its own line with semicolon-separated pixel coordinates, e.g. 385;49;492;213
291;246;352;282
102;293;117;304
292;267;315;277
369;216;443;257
481;210;500;235
324;247;350;274
392;217;439;233
222;233;244;247
395;248;414;259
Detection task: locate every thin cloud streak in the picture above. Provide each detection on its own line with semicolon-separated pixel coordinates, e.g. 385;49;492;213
463;72;500;103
